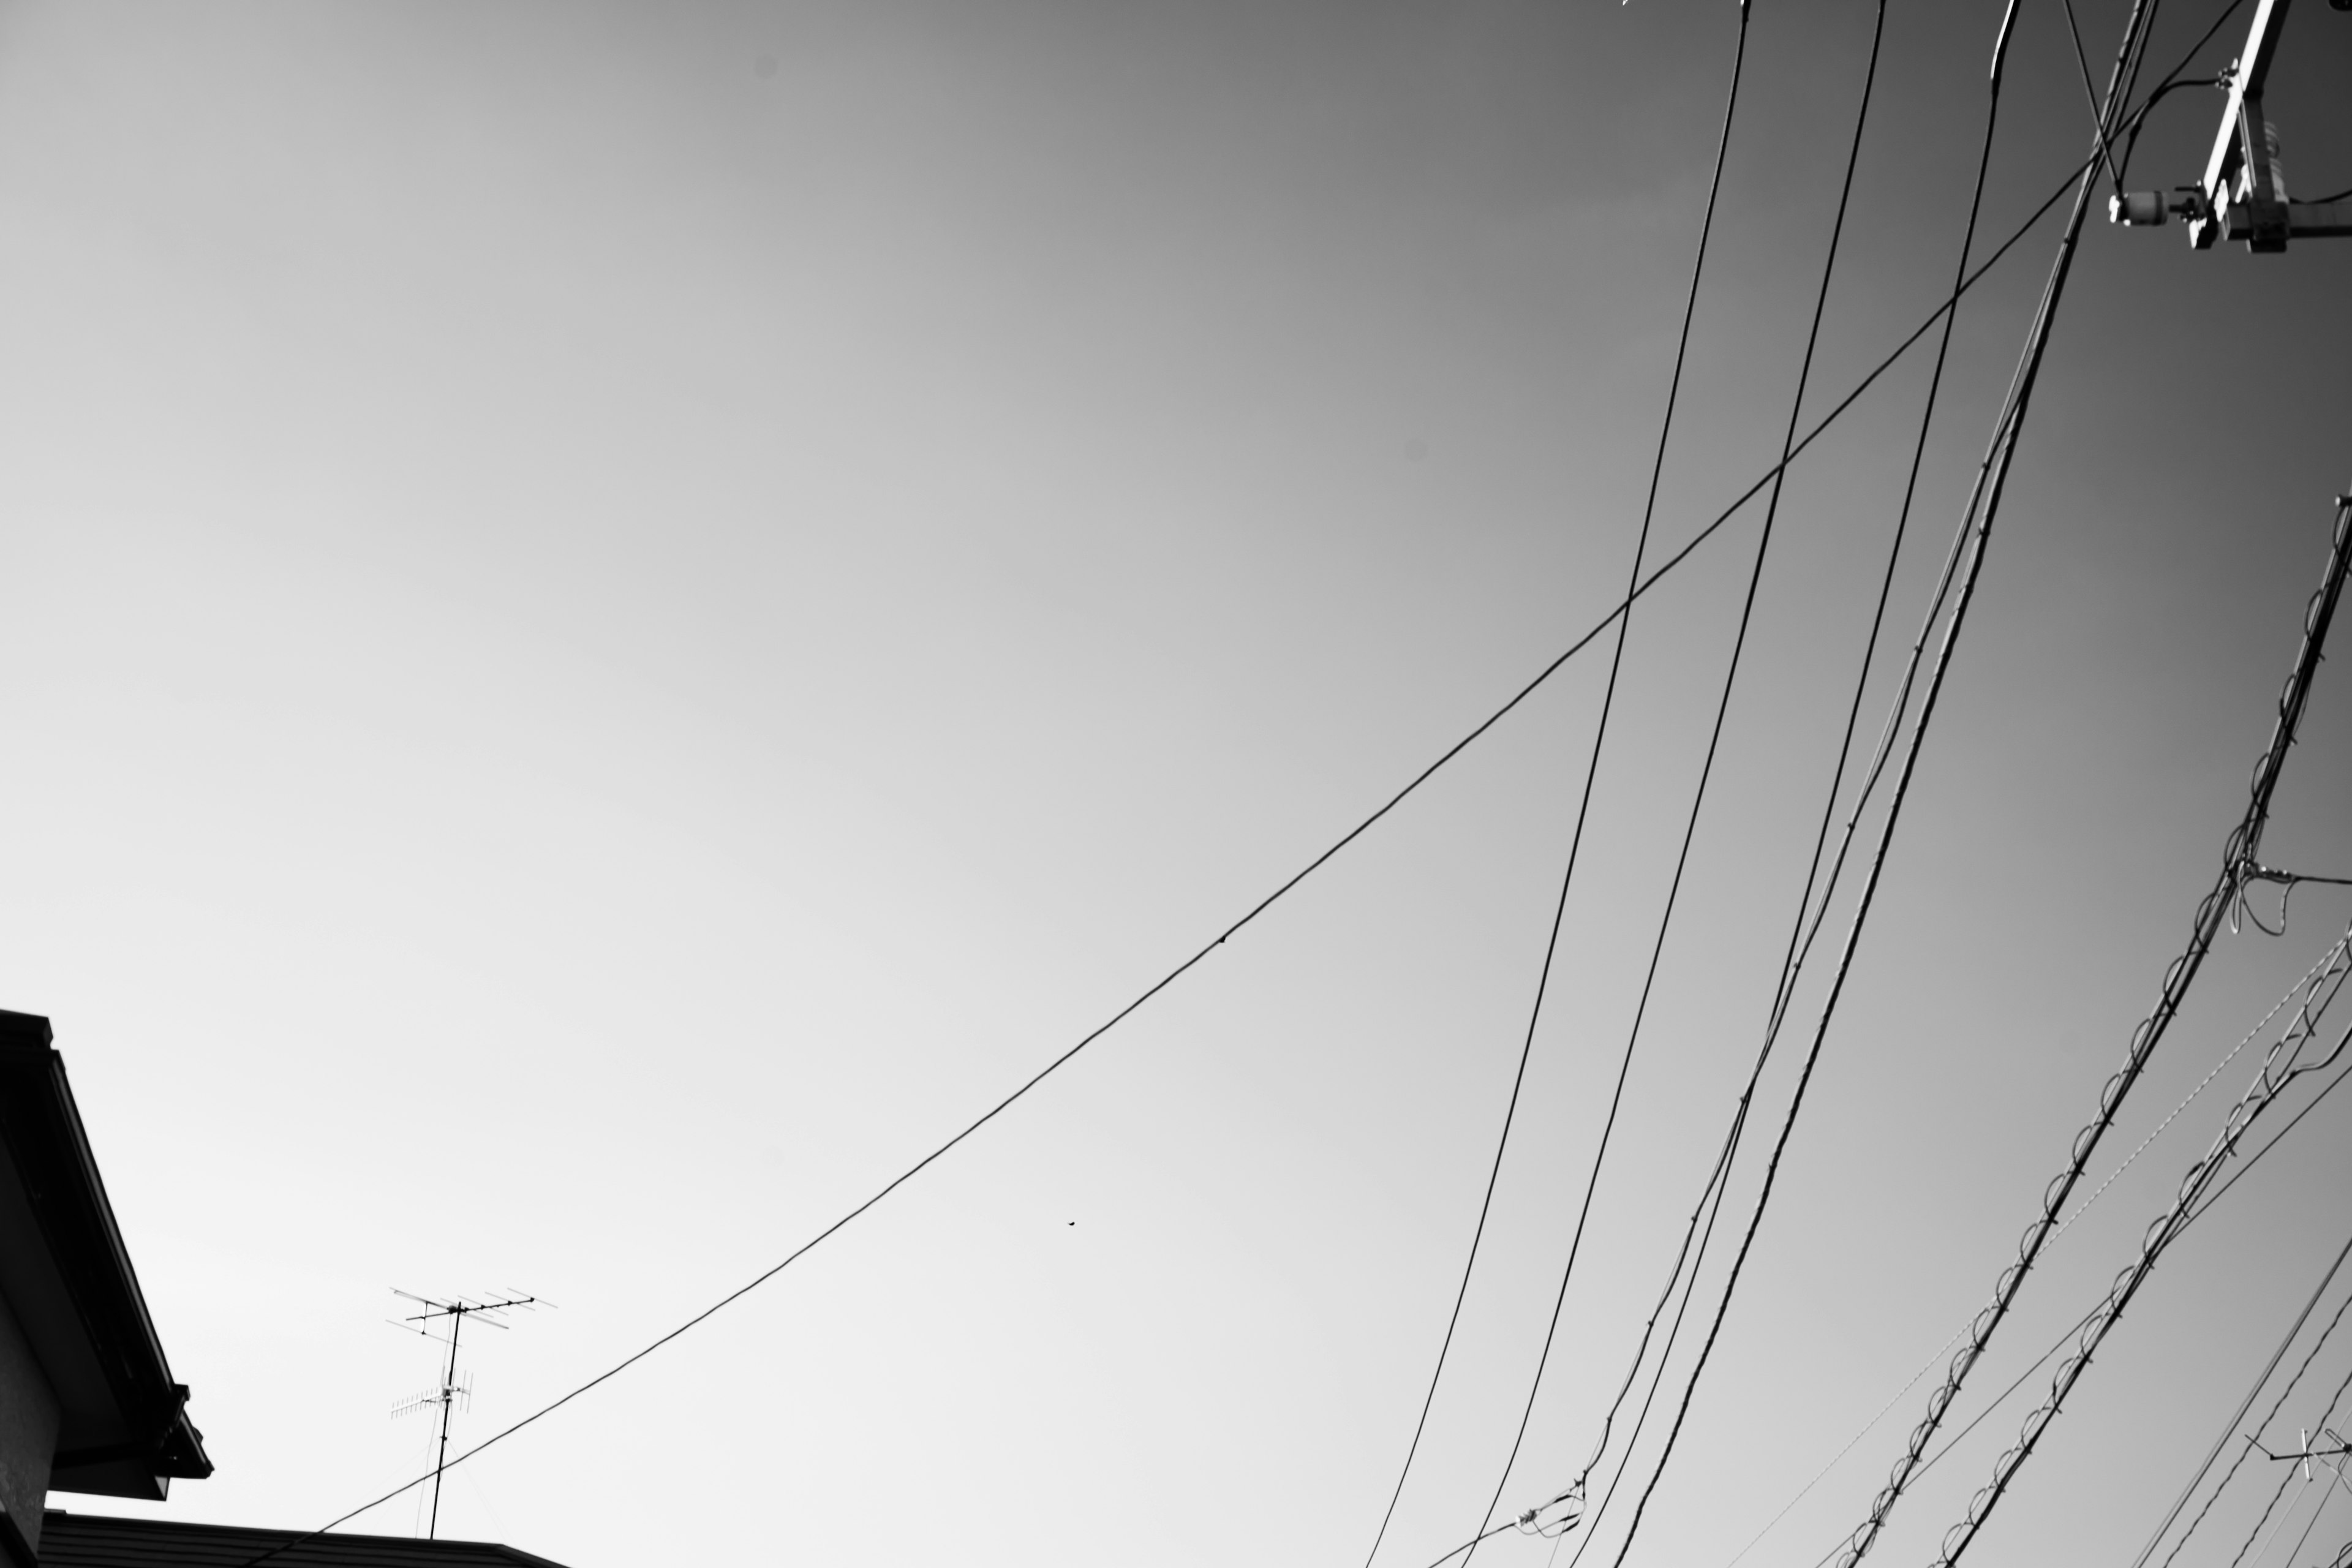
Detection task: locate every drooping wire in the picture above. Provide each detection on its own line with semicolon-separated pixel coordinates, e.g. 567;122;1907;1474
1929;926;2352;1567
1355;9;1756;1563
228;84;2143;1568
1456;6;1883;1559
1561;1103;1745;1568
1604;2;2184;1559
1551;7;2019;1559
1727;28;2284;1567
1558;119;2154;1562
2059;0;2125;190
2274;1453;2350;1568
1777;1032;2352;1568
1383;35;2229;1568
1504;983;2352;1568
2145;1231;2352;1568
1721;935;2350;1568
2228;1360;2352;1568
2240;868;2352;937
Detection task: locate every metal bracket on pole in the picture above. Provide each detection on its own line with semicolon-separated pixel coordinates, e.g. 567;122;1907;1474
2192;0;2293;248
2108;0;2350;249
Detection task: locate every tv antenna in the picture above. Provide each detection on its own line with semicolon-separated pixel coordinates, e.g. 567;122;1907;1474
388;1289;542;1538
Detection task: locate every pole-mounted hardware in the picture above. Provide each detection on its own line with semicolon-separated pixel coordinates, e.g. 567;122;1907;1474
2108;0;2352;249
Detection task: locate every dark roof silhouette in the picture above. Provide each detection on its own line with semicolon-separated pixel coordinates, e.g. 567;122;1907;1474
0;1014;211;1502
38;1514;569;1568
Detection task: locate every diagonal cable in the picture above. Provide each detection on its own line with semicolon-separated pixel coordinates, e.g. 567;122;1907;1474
1605;2;2185;1559
225;80;2149;1568
1355;7;1756;1562
1559;8;2024;1559
1460;3;1894;1558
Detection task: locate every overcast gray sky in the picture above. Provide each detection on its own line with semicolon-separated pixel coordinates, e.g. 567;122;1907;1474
1;3;2348;1566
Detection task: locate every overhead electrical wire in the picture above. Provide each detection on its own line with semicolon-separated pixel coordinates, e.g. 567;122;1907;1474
1719;936;2352;1568
1777;1029;2352;1568
2275;1456;2351;1568
1457;5;1890;1559
1602;2;2198;1559
2139;1182;2352;1568
1929;932;2352;1565
1558;1072;1749;1568
2228;1360;2352;1568
1557;6;2023;1559
230;48;2181;1568
1731;26;2285;1567
1422;979;2352;1568
1913;503;2352;1568
1357;7;1756;1562
2059;0;2124;190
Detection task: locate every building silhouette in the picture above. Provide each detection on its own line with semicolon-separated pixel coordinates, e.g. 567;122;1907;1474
0;1012;570;1568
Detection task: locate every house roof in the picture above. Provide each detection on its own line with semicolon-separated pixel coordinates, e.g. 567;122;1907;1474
0;1013;211;1501
38;1514;570;1568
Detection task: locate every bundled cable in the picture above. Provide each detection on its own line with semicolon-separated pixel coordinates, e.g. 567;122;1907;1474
1602;3;2201;1562
1931;924;2352;1565
1849;492;2352;1568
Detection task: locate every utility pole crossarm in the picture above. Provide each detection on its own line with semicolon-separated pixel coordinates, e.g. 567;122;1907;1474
2189;0;2293;249
2108;0;2349;251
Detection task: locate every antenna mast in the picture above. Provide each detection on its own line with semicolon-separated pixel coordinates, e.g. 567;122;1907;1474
389;1290;538;1539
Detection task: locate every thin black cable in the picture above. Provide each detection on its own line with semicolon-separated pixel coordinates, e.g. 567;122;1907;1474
1357;10;1756;1564
1605;0;2161;1553
1564;1102;1749;1568
1415;1520;1521;1568
1740;956;2352;1568
228;113;2125;1568
1784;1046;2352;1568
1559;7;2018;1553
1458;6;1842;1561
2112;0;2248;181
2227;1360;2352;1568
2297;187;2352;206
2196;1045;2352;1222
2132;1204;2352;1568
2061;0;2126;190
1796;1302;2103;1568
2279;1452;2348;1568
2118;75;2230;183
2160;1242;2352;1567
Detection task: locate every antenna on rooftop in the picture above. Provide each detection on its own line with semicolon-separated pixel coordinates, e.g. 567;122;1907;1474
388;1289;541;1539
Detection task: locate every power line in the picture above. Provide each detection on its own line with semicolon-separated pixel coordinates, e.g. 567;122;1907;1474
1358;7;1757;1560
2229;1360;2352;1568
1442;987;2352;1568
1562;1104;1746;1568
1721;935;2351;1568
230;84;2142;1568
1561;7;2022;1559
2140;1148;2352;1568
1604;0;2179;1555
1781;1031;2352;1568
1929;927;2352;1566
1765;17;2264;1551
2277;1466;2351;1568
1459;4;1891;1557
1910;491;2352;1564
2059;0;2124;190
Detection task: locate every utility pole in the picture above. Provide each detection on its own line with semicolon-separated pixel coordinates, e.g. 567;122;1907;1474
2108;0;2352;249
390;1291;537;1539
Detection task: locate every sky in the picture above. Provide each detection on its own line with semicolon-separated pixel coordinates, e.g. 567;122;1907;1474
0;2;2349;1567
